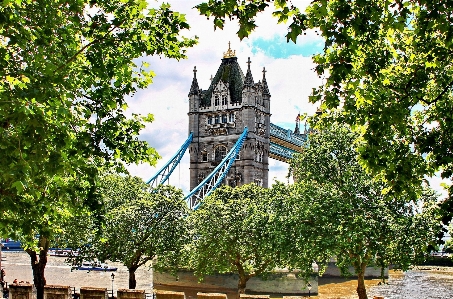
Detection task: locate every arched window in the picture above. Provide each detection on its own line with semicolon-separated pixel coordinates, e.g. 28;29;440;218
214;94;220;106
229;113;235;122
222;94;227;105
215;146;227;162
214;115;220;124
222;114;227;123
207;116;212;125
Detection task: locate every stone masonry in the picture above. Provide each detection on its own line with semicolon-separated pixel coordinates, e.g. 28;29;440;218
188;45;270;190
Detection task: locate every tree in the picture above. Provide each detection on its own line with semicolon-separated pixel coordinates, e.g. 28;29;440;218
288;124;441;299
63;175;189;289
443;222;453;254
443;238;453;254
187;184;286;298
195;0;453;229
0;0;195;297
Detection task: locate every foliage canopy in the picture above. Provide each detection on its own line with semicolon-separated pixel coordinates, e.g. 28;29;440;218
289;123;441;299
0;0;195;242
64;175;189;289
196;0;453;225
187;183;303;296
1;0;195;296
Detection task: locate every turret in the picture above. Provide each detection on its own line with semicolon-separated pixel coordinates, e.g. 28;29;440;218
188;44;270;189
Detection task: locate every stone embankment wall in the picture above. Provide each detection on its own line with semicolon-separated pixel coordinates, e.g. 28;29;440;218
80;287;108;299
322;262;388;278
117;289;145;299
9;283;35;299
44;285;72;299
153;270;317;295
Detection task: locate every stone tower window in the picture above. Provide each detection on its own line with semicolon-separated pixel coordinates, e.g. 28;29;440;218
255;151;263;162
201;151;208;162
254;179;262;187
215;145;227;162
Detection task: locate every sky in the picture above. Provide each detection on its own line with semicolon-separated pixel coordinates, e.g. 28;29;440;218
125;0;449;200
125;0;323;194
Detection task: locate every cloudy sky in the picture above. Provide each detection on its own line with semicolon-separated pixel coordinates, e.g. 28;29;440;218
125;0;323;194
124;0;449;200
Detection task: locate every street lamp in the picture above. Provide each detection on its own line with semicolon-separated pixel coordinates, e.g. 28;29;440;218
111;273;115;299
307;282;312;297
0;242;3;279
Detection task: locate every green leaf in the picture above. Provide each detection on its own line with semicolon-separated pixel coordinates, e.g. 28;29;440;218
12;181;25;193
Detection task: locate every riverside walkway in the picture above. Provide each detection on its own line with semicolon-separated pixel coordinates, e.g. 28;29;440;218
2;252;453;298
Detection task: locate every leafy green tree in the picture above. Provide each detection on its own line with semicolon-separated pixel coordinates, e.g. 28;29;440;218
196;0;453;229
288;124;441;299
443;239;453;254
188;184;287;297
443;223;453;254
64;175;189;289
0;0;195;297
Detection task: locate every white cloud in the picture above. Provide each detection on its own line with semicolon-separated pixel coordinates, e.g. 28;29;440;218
126;0;322;194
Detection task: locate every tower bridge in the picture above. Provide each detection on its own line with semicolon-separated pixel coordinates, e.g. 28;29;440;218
148;45;307;209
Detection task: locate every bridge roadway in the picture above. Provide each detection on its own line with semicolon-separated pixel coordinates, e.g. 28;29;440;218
269;123;307;162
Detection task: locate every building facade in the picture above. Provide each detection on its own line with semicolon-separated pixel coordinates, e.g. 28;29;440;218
188;46;271;190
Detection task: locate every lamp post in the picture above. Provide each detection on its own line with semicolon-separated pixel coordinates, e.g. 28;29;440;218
307;282;312;297
0;242;2;278
111;273;115;299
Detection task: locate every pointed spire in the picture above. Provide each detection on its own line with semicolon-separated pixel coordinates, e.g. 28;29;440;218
294;113;300;134
244;57;254;88
262;67;270;95
294;121;300;135
189;66;200;96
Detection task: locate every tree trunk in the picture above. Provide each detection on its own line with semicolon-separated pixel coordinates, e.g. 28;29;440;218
237;275;247;299
356;263;368;299
380;265;386;284
26;236;50;299
128;267;137;289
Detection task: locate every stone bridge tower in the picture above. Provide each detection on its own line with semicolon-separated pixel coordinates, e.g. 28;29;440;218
188;45;271;190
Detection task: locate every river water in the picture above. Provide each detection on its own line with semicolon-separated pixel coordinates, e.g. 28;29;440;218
2;252;453;298
366;267;453;299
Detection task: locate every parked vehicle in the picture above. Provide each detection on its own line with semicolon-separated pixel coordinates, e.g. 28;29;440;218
430;251;452;258
77;262;117;271
0;239;23;251
48;249;79;257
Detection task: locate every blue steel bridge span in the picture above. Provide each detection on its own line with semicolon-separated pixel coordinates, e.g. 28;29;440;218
147;123;305;210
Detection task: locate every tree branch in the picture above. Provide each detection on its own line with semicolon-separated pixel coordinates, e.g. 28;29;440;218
421;79;453;105
53;21;124;74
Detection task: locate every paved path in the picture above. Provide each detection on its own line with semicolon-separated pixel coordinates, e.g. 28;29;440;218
1;252;153;294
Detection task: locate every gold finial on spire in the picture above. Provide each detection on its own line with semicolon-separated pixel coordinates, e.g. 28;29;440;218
223;41;236;58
